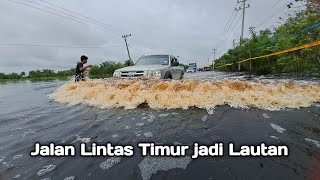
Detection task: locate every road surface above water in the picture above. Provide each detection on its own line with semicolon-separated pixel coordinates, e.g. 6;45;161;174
0;72;320;180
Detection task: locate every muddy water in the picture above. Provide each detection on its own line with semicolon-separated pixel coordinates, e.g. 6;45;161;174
50;75;320;111
0;72;320;180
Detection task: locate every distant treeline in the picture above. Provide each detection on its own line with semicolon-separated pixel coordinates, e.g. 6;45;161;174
1;59;191;80
0;69;75;80
89;60;133;79
214;0;320;76
0;60;134;80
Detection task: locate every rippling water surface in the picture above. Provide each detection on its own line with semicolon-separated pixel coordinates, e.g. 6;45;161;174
0;72;320;180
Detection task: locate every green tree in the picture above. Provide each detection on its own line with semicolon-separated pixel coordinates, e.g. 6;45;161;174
215;0;320;76
124;59;134;66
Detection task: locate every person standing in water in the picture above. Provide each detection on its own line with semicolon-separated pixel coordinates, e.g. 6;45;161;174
75;55;92;82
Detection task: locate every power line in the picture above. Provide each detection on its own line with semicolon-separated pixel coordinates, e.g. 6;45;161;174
38;0;157;51
249;21;320;52
228;13;242;39
38;0;122;33
25;0;121;34
0;43;123;48
35;0;160;52
219;9;237;42
255;5;288;29
215;1;240;49
254;0;301;29
38;0;158;50
235;1;308;53
252;0;282;27
7;0;120;35
216;21;320;68
35;0;157;50
216;11;240;49
218;0;287;56
7;0;159;52
292;22;320;36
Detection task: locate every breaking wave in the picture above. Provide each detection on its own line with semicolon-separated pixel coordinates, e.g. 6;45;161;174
49;78;320;111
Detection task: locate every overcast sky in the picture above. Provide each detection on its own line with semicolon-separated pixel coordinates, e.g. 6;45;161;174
0;0;304;73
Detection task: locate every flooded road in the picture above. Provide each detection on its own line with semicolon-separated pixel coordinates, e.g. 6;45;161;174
0;72;320;180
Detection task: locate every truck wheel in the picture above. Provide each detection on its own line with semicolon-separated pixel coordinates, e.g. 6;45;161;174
164;72;172;79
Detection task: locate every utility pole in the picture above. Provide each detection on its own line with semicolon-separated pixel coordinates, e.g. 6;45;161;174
212;48;217;71
233;39;236;49
212;48;217;61
122;34;132;61
235;0;250;46
235;0;250;71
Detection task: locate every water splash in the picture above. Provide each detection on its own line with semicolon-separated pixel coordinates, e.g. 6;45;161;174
64;176;76;180
37;164;56;177
138;156;191;180
270;123;286;133
49;79;320;111
99;157;121;171
305;138;320;148
202;115;208;122
144;132;154;138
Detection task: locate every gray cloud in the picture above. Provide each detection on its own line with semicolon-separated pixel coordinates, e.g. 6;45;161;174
0;0;303;73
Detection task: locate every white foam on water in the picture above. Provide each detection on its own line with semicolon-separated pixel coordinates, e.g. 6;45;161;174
99;157;121;171
37;164;56;177
22;130;36;137
136;123;145;127
202;115;208;122
263;113;270;119
138;156;192;180
13;154;23;160
125;126;131;130
64;176;76;180
40;178;51;180
207;109;215;115
270;123;286;133
13;174;21;179
0;157;5;163
2;162;9;166
112;134;119;139
158;113;170;118
305;138;320;148
147;114;156;123
270;136;279;140
144;132;154;138
72;136;91;143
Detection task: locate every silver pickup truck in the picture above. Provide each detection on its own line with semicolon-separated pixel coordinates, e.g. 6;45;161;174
113;55;184;80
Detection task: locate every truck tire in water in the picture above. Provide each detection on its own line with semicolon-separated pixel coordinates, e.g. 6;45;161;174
164;72;172;79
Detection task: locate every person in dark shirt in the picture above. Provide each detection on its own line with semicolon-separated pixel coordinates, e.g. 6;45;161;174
75;55;92;82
